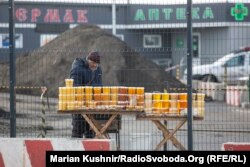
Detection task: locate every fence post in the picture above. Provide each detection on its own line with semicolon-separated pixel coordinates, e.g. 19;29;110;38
9;0;16;137
187;0;193;151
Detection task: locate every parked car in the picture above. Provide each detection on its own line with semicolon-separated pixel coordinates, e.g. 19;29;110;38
183;47;250;85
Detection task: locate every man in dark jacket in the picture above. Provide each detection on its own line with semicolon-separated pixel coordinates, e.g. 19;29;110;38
70;51;102;138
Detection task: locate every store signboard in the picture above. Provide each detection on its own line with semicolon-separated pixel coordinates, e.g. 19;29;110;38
0;2;249;25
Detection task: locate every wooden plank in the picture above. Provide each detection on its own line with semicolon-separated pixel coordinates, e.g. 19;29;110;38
136;113;203;121
58;109;143;114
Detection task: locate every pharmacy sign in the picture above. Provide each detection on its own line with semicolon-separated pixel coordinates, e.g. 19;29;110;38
231;3;248;21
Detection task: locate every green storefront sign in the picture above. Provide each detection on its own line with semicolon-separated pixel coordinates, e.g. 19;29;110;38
133;3;249;23
134;7;214;21
231;3;248;21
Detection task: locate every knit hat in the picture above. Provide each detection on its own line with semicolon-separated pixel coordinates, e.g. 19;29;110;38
87;51;100;64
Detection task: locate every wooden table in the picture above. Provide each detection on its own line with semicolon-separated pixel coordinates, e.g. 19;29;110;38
136;113;204;151
58;109;142;140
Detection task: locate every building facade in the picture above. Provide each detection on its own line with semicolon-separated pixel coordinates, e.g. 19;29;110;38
0;1;250;70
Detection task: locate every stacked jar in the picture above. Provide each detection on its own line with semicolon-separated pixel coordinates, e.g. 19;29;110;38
58;79;75;110
193;93;205;117
152;93;162;114
169;93;179;114
161;93;170;113
118;86;128;106
93;86;102;106
136;87;144;109
101;86;111;106
110;86;119;106
128;87;136;108
58;85;146;111
75;87;85;109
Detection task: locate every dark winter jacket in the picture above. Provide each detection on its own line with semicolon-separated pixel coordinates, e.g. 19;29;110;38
70;57;102;86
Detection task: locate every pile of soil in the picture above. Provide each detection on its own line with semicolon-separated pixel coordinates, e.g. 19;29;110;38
0;25;188;96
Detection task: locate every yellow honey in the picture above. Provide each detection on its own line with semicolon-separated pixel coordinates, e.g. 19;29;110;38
59;95;75;102
128;87;136;95
178;100;187;110
67;102;76;110
75;87;84;94
59;87;67;95
179;93;187;101
196;93;205;101
102;86;111;105
58;102;67;111
75;94;84;101
64;87;74;95
65;79;74;87
161;93;170;113
136;87;144;107
110;87;119;106
152;93;161;114
85;86;93;101
93;87;102;104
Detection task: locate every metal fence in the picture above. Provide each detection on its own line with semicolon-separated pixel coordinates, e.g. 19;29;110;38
0;0;250;151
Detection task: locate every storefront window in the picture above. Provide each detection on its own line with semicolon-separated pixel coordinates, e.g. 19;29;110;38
143;34;162;48
0;33;23;49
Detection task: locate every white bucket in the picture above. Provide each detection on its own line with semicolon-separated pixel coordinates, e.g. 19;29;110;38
129;133;153;151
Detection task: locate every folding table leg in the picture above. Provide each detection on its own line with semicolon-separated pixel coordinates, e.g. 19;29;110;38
100;114;118;134
81;114;118;139
81;114;105;139
153;120;187;151
117;130;121;150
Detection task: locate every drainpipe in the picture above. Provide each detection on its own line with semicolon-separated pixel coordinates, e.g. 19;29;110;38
112;0;116;35
248;75;250;102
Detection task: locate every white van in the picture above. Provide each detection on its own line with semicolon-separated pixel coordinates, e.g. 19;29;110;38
183;47;250;85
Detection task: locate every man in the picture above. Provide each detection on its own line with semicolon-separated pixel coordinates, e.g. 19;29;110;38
70;51;102;138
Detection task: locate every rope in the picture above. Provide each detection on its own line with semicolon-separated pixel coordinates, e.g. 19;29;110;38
37;87;47;138
0;85;248;92
0;86;42;89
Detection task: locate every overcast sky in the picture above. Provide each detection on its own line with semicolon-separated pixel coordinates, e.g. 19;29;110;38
1;0;250;4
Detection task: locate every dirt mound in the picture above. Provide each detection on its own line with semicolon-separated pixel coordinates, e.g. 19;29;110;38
0;25;187;96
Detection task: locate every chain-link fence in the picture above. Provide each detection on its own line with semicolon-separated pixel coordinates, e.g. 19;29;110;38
0;0;250;151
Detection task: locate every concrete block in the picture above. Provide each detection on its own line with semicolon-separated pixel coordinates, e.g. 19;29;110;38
241;102;250;108
210;83;225;101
